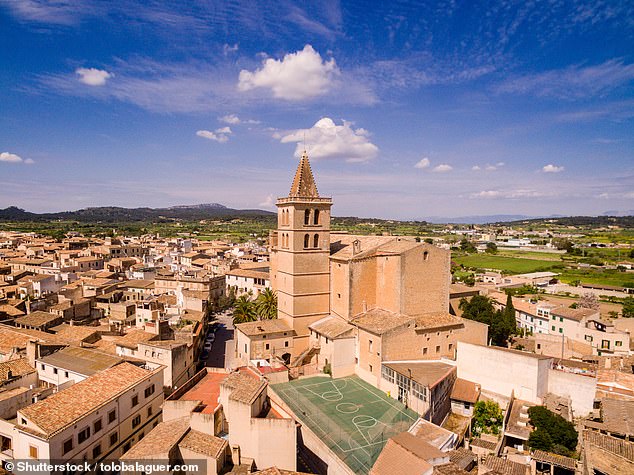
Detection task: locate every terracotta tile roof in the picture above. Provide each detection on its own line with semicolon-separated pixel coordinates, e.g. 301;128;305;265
14;311;60;328
178;429;228;458
115;330;158;349
309;316;355;339
451;378;480;404
52;325;99;342
551;306;598;322
415;312;464;331
120;417;190;459
584;429;634;462
226;268;270;279
329;235;399;260
585;398;634;436
235;319;294;337
530;450;576;470
222;372;267;405
483;455;529;475
370;434;437;475
0;358;35;381
384;361;456;388
448;448;477;470
434;462;471;475
470;438;497;451
0;328;32;354
19;362;153;438
352;308;413;335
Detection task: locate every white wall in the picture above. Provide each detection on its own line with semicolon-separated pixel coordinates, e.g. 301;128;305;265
547;369;596;417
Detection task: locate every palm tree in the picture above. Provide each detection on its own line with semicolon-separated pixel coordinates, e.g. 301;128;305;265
255;288;278;320
233;294;256;325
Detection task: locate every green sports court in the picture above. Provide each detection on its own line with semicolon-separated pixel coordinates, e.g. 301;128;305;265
272;375;418;474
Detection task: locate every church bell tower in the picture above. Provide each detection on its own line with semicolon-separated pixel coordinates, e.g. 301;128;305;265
271;151;332;354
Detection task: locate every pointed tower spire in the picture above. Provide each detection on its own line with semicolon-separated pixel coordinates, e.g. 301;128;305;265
289;150;319;198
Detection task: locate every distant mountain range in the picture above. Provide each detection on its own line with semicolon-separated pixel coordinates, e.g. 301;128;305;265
0;204;275;223
0;204;632;226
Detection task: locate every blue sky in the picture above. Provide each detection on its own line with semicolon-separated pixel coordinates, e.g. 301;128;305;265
1;0;633;219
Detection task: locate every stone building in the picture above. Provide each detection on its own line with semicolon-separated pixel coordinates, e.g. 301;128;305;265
236;152;476;380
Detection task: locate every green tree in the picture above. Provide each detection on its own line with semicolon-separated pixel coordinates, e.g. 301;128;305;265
232;294;257;325
473;400;503;435
459;295;496;324
503;293;517;336
485;242;498;254
255;288;278;320
527;406;578;456
460;295;514;347
460;238;477;253
622;296;634;318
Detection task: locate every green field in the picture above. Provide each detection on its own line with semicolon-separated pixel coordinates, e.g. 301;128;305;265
558;269;634;288
453;254;564;274
273;376;418;474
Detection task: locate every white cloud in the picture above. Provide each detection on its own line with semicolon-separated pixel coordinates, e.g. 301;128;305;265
258;195;275;207
432;164;453;173
471;189;553;199
471;165;481;171
238;45;339;101
24;158;35;165
75;67;113;86
279;117;378;162
0;152;24;163
624;192;634;199
196;127;232;143
414;158;430;169
597;193;610;199
496;60;634;99
542;164;564;173
218;114;259;125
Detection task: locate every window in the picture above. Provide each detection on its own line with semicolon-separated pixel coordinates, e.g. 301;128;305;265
29;445;38;459
601;340;610;349
552;326;555;331
423;347;428;355
132;415;141;428
369;364;373;373
436;345;440;353
92;444;102;459
147;406;153;417
585;335;593;342
265;343;270;350
304;209;310;225
144;384;155;398
78;426;90;444
65;371;69;378
559;328;563;333
108;409;116;424
94;419;102;433
369;340;373;352
304;234;310;248
138;432;144;440
381;366;395;383
423;251;429;261
41;364;45;370
244;344;247;353
63;438;73;455
109;432;118;447
123;442;131;452
285;341;289;347
616;341;623;347
313;234;319;248
53;368;58;375
448;343;453;351
131;395;139;407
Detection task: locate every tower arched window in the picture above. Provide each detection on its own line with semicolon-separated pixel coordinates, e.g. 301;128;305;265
314;209;320;225
313;234;319;248
304;209;310;225
304;234;310;248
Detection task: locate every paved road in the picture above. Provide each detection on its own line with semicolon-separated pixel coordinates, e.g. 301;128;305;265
205;310;235;370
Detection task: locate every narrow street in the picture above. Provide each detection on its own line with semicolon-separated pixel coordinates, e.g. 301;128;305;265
205;310;236;370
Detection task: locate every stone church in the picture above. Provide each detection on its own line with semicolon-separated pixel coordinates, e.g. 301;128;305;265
235;152;486;382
